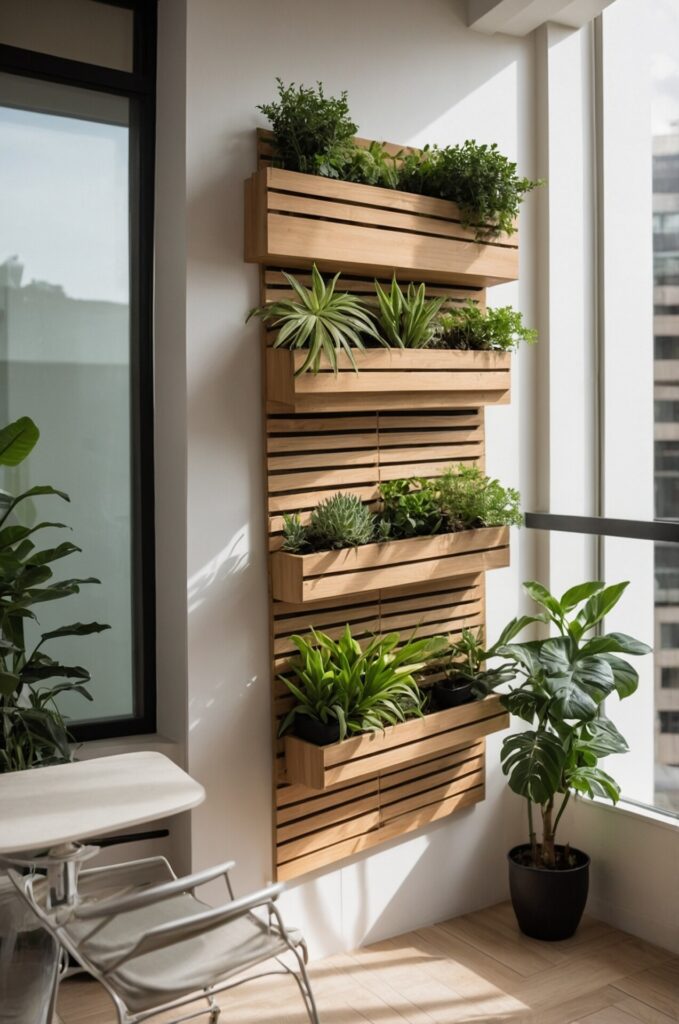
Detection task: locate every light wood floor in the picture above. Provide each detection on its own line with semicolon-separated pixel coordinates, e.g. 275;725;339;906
56;901;679;1024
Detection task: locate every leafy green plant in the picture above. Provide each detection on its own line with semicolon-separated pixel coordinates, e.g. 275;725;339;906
374;277;444;349
258;79;358;177
435;301;537;352
440;627;515;692
278;625;443;740
437;464;523;530
488;581;651;867
378;478;443;539
343;141;400;189
0;417;110;772
399;141;542;238
247;266;379;375
281;513;310;554
308;493;375;550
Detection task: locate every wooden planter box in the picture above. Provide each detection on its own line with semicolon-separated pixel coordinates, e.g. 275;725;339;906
271;526;509;603
284;695;508;790
266;348;511;414
245;167;519;288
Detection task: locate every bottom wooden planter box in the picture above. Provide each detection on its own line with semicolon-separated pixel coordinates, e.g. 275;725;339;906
284;694;508;790
271;526;510;603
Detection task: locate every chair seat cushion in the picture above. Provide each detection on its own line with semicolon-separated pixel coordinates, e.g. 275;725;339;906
65;894;299;1013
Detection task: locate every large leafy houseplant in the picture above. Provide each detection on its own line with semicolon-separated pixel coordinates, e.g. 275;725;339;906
0;417;109;772
487;581;651;868
278;625;442;743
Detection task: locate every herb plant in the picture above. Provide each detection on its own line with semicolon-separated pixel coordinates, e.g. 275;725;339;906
374;277;444;349
258;79;358;177
488;581;651;868
0;417;109;772
247;266;378;375
379;479;443;538
399;141;542;238
440;627;515;692
435;301;537;352
343;141;400;189
437;465;523;530
278;625;442;740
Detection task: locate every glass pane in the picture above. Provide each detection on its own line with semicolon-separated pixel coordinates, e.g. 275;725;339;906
0;0;134;73
652;0;679;812
0;72;134;723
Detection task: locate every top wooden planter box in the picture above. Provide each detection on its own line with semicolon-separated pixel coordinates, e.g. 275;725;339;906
284;694;508;790
267;348;511;414
245;167;519;288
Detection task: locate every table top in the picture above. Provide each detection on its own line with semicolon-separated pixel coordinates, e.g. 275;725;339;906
0;752;205;854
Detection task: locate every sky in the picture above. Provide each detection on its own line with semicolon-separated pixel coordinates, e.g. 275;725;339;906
0;103;129;304
651;0;679;136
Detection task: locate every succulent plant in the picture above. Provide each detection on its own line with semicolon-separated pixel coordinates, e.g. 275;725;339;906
308;493;375;550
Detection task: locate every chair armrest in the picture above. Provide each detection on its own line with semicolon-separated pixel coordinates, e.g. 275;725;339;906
72;860;236;920
104;882;285;967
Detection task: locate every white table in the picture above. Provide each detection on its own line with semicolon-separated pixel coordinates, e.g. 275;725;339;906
0;752;205;1024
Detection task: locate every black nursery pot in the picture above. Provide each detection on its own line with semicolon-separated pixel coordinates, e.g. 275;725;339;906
294;717;340;746
508;844;590;941
432;677;476;709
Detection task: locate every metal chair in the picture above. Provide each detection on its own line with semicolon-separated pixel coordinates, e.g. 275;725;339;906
8;855;320;1024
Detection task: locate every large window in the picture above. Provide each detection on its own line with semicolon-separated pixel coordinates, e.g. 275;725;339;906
0;2;156;738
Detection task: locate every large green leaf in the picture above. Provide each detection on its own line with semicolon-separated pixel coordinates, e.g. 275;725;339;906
501;729;566;804
543;673;600;720
574;581;629;634
601;653;639;698
579;633;652;658
522;580;562;618
500;688;548;723
0;670;20;696
566;764;620;801
559;581;604;612
39;622;110;642
576;717;628;757
0;418;39;467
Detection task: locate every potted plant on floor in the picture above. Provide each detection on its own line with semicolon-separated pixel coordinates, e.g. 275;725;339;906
488;580;651;941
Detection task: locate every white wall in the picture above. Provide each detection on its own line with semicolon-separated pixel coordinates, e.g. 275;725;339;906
172;0;539;956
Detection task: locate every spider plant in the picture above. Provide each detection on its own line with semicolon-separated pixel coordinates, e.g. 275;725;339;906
374;277;444;349
247;265;379;375
278;625;444;741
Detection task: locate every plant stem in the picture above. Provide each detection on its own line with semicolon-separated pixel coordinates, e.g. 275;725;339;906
527;800;537;864
541;797;556;867
553;790;570;841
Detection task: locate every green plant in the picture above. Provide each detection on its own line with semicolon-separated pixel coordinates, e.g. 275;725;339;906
374;277;444;349
343;141;400;189
278;625;442;740
435;301;537;352
0;417;110;772
440;627;515;692
399;141;542;238
491;581;651;867
281;513;310;554
378;478;443;539
437;464;522;530
258;79;358;177
247;266;378;375
308;493;375;550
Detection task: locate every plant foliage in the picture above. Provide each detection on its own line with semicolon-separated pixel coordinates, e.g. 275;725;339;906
374;277;444;349
307;493;375;550
278;625;443;740
247;265;379;375
378;478;443;539
440;627;515;692
0;418;110;772
437;465;523;530
399;140;542;238
435;301;537;352
486;581;651;866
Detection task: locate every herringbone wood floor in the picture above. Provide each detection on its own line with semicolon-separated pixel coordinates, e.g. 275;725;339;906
56;901;679;1023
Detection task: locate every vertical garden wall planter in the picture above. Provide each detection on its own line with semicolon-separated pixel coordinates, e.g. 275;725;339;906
245;166;520;288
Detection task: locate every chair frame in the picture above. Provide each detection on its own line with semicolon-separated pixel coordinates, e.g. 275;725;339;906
8;855;320;1024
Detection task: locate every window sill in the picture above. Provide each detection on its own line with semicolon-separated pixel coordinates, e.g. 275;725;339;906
576;794;679;834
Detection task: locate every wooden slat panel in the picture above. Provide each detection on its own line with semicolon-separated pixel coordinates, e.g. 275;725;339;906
250;131;511;880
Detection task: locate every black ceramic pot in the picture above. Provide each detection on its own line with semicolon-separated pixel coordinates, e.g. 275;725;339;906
508;844;590;941
432;678;476;709
294;717;340;746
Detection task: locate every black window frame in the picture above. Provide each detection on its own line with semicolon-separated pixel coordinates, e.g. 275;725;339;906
0;0;157;740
